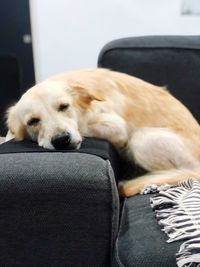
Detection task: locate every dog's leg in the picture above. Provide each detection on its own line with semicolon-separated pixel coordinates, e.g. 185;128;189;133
120;127;200;196
86;113;128;150
126;127;200;171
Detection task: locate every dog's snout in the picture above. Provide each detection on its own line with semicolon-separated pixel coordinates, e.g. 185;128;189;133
51;133;71;149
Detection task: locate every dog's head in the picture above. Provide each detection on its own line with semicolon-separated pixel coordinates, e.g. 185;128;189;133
6;79;103;149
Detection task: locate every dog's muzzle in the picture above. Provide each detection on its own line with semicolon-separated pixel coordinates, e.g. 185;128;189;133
51;132;73;150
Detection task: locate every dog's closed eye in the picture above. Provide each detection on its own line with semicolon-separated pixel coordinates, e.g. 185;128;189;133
58;103;70;112
27;117;40;126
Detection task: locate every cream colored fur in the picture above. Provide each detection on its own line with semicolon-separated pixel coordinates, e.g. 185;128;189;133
6;69;200;196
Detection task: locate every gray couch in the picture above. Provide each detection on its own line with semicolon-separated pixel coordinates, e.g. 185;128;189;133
0;35;200;266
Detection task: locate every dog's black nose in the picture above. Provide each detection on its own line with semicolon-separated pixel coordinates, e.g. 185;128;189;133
51;133;71;149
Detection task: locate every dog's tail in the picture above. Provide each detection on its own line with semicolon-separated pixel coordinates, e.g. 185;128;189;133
119;168;200;197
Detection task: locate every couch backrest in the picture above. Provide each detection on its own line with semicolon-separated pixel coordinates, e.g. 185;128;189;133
98;36;200;123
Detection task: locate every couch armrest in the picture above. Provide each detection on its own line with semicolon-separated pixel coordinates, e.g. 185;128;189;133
0;138;120;267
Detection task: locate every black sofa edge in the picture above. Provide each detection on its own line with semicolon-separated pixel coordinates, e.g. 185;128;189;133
98;35;200;68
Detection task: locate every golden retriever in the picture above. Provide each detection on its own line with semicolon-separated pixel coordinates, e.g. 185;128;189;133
5;69;200;196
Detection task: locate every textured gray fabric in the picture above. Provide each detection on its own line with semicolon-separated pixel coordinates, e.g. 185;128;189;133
113;195;182;267
0;152;119;267
98;36;200;56
98;35;200;123
0;152;111;190
98;36;200;266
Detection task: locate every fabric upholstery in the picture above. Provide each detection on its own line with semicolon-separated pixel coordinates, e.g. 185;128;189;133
98;35;200;123
0;138;120;267
0;138;123;180
112;195;182;267
98;36;200;266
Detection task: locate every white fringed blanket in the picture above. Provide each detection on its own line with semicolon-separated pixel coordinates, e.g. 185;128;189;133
149;179;200;267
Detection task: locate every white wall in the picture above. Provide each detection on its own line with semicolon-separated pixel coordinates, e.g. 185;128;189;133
29;0;200;82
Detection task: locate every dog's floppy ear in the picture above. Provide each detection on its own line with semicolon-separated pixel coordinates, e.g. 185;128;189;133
70;81;105;108
6;105;26;141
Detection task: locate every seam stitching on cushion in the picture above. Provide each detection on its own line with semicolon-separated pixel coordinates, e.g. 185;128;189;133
105;159;120;266
113;198;127;267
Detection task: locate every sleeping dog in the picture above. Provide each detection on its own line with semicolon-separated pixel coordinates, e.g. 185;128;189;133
6;69;200;196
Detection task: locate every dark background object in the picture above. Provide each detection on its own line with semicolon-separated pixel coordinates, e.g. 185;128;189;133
0;0;35;135
0;56;21;135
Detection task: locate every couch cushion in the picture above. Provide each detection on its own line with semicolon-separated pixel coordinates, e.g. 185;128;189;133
0;138;120;267
113;194;182;267
98;36;200;266
98;36;200;123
